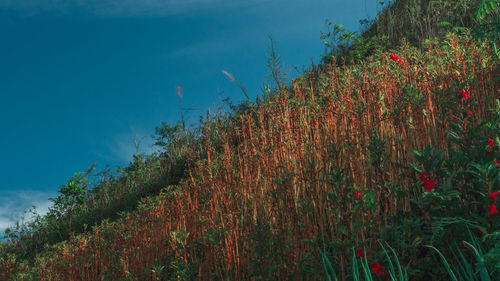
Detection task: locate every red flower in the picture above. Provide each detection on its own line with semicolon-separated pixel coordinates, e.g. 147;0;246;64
418;171;427;181
381;55;386;59
190;233;196;239
389;53;398;61
371;261;387;276
489;191;498;202
297;90;302;95
494;159;500;166
373;69;379;74
355;248;372;261
424;179;438;192
466;110;471;117
488;139;494;148
486;149;490;156
81;240;86;245
458;90;471;100
76;275;80;279
354;192;361;199
453;118;459;124
329;72;334;76
464;41;468;46
419;172;438;192
128;217;133;223
285;126;291;131
154;209;159;213
489;205;498;216
389;53;401;64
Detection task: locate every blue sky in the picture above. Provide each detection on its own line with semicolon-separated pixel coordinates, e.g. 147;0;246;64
0;0;378;235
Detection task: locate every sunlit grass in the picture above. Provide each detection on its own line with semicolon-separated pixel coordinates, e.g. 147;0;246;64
1;31;495;280
1;0;499;278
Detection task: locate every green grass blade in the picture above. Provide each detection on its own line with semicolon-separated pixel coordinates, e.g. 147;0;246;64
359;248;373;281
452;244;476;281
424;245;459;281
466;225;485;256
378;241;397;281
463;241;491;281
382;241;407;281
319;247;338;281
352;248;360;281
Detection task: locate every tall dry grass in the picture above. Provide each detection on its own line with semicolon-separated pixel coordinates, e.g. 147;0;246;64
5;33;498;281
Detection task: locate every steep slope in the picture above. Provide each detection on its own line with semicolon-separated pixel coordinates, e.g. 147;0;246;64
1;0;499;280
3;31;498;281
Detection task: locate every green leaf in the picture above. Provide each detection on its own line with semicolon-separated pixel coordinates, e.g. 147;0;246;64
352;248;360;281
425;245;459;281
319;247;338;281
446;130;461;140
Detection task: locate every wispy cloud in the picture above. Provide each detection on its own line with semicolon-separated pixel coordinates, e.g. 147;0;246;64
0;189;56;239
165;38;239;59
107;126;159;163
0;0;271;17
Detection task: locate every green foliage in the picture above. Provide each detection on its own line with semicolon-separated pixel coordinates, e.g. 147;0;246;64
364;0;480;47
426;225;500;281
320;21;358;62
320;243;408;281
248;222;278;280
168;258;197;281
1;1;499;280
320;18;391;65
367;131;388;170
319;247;338;281
319;20;392;66
408;97;500;277
472;0;500;57
265;35;285;95
378;241;408;281
474;0;500;20
319;0;497;65
248;220;294;280
2;121;201;267
482;231;500;274
153;121;184;148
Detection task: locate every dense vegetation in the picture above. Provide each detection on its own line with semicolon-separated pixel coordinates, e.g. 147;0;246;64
1;0;499;280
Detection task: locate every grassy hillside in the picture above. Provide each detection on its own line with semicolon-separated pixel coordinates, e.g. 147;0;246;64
1;0;499;280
